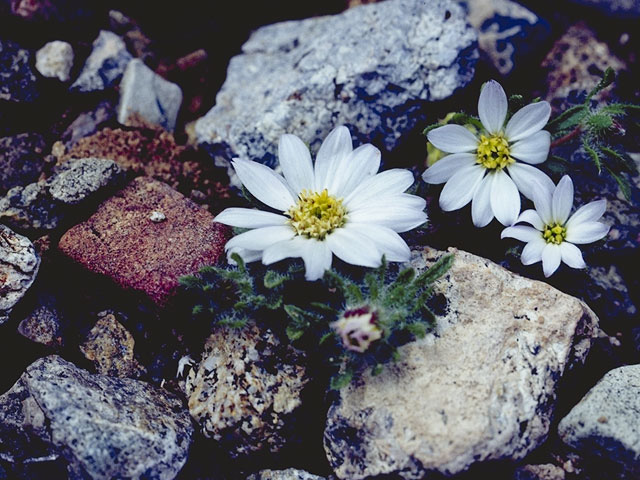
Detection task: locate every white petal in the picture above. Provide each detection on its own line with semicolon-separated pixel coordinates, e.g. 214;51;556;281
262;237;306;265
471;175;494;227
490;170;520;226
422;153;476;184
521;238;546;265
348;205;427;233
215;208;287;228
331;144;381;197
501;225;540;243
345;224;411;262
505;101;551;142
232;158;295;211
278;134;314;194
552;175;574;224
516;209;544;230
507;162;555;202
227;247;262;264
565;221;610;244
326;228;382;268
532;181;554;225
225;226;295;252
357;193;426;211
314;126;353;190
427;125;478;153
345;169;415;208
560;242;586;269
299;239;333;281
439;164;486;211
509;130;551;165
566;199;607;229
478;80;508;134
541;243;562;277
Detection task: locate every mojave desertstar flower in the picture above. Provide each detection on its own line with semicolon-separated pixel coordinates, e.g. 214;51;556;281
501;175;609;277
214;126;427;281
422;80;555;227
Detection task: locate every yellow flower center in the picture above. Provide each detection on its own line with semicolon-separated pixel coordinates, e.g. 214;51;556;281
542;223;567;244
476;134;515;170
286;189;347;239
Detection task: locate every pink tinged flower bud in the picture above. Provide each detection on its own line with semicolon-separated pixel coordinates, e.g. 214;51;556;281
331;307;383;353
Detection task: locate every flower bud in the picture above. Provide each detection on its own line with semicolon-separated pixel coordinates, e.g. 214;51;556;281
331;306;382;353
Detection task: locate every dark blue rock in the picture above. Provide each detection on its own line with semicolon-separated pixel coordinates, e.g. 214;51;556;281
0;39;40;103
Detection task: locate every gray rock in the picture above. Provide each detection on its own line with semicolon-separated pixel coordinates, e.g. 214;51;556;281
0;39;40;103
558;364;640;477
514;463;566;480
0;224;40;325
0;133;47;195
0;182;61;231
47;157;124;205
17;300;64;348
118;59;182;131
185;323;308;457
0;355;193;479
59;100;117;150
247;469;326;480
324;247;599;480
70;30;132;93
35;40;74;82
195;0;477;178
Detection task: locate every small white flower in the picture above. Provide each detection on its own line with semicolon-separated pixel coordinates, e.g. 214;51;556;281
423;80;555;227
215;126;427;281
331;306;383;353
501;175;609;277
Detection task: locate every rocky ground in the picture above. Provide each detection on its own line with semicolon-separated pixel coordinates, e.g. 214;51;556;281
1;0;639;479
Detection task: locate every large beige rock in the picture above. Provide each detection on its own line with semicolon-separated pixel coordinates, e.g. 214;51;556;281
324;247;599;479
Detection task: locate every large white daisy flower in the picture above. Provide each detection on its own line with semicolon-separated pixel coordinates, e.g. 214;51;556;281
214;126;427;281
501;175;609;277
422;80;555;227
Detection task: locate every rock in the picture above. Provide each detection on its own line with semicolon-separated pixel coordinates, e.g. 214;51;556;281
462;0;550;75
558;364;640;477
247;469;326;480
0;133;47;195
0;39;40;103
70;30;132;93
59;100;117;150
567;0;640;16
0;181;61;231
108;10;155;64
47;157;124;205
35;41;74;82
185;324;308;457
324;247;599;480
58;177;230;305
195;0;477;177
80;312;145;378
118;59;183;131
0;355;192;479
514;464;566;480
17;300;64;348
0;224;40;325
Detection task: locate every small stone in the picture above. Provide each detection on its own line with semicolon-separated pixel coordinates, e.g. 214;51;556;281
18;302;64;348
558;364;640;477
149;210;166;222
514;463;566;480
247;469;326;480
0;224;40;325
58;177;230;305
46;158;124;205
0;133;47;195
118;59;183;131
35;41;74;82
185;324;308;457
0;355;192;479
70;30;132;93
0;39;40;103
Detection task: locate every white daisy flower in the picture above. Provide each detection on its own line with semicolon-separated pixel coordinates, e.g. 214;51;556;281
501;175;609;277
214;126;427;281
422;80;555;227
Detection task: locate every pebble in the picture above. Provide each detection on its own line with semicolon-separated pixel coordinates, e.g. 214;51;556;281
35;40;74;82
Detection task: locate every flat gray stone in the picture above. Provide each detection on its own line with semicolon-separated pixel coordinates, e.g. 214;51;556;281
35;40;74;82
195;0;477;178
118;59;183;131
47;157;124;205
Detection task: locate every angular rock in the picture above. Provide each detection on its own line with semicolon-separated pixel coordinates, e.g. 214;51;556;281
70;30;132;92
558;364;640;477
0;133;47;195
47;157;124;205
17;301;64;348
58;177;230;305
59;100;117;150
0;39;40;103
324;247;599;480
195;0;477;177
35;40;74;82
0;355;192;479
185;324;308;457
118;59;183;131
247;469;326;480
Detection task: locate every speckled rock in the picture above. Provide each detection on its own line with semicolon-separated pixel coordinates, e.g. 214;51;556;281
35;40;74;82
17;300;64;348
0;224;40;325
514;463;566;480
58;176;230;305
185;324;308;457
47;157;124;205
118;59;183;131
558;365;640;478
70;30;132;92
0;39;40;103
324;247;599;480
247;469;326;480
195;0;477;179
0;355;192;479
0;133;47;195
0;181;61;231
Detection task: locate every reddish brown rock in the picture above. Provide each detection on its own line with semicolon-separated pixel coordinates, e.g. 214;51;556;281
58;176;230;305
